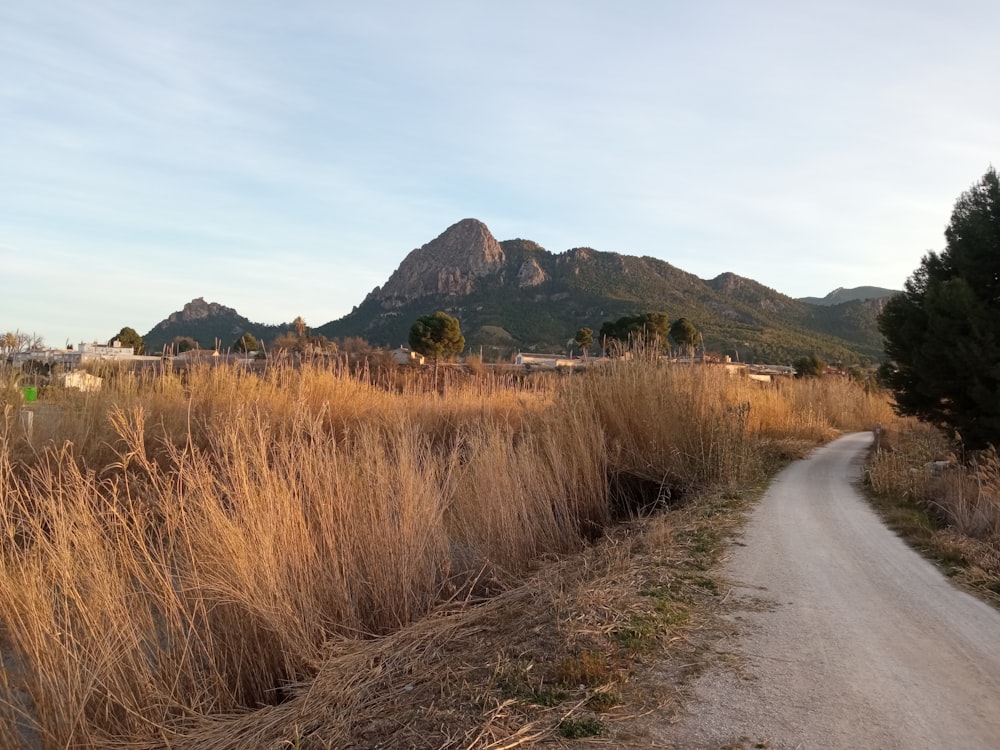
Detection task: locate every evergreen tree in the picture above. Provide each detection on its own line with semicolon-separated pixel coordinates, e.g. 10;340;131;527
233;332;258;352
793;353;826;378
599;312;670;353
172;336;197;354
669;317;702;357
574;327;594;356
409;312;465;380
111;326;145;354
878;167;1000;449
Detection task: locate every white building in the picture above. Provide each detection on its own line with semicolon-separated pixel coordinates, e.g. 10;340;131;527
7;339;137;368
515;352;577;369
77;340;135;360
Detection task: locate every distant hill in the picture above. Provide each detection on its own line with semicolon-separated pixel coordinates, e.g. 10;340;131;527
799;286;898;306
143;297;289;353
144;220;892;363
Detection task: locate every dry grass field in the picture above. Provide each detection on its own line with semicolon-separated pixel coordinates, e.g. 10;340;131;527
0;360;894;748
865;421;1000;605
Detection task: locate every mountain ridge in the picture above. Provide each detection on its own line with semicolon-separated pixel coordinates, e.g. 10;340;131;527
143;220;898;362
144;298;290;353
798;286;898;306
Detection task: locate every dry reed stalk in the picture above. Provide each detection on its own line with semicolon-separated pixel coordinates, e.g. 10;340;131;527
121;484;734;750
564;364;768;488
0;364;600;746
929;446;1000;538
865;420;1000;604
0;359;891;747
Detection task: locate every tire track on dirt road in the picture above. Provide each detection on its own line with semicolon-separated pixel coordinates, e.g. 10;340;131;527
660;432;1000;749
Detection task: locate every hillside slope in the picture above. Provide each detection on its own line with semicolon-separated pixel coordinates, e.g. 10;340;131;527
144;298;290;353
144;220;889;363
317;219;886;362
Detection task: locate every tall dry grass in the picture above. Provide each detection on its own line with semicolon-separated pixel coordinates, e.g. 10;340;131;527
867;421;1000;539
0;360;890;748
568;363;891;489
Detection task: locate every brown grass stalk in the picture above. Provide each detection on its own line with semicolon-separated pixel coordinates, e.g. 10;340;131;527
0;359;892;747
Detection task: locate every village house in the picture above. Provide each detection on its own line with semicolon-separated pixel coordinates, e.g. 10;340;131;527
391;346;425;366
8;339;137;368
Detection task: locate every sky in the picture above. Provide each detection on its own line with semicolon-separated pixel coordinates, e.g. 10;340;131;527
2;1;999;348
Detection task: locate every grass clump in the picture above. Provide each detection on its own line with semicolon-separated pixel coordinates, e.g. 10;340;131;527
491;655;569;708
558;716;606;739
865;421;1000;605
552;650;614;688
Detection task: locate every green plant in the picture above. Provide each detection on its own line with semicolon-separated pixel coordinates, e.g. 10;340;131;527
558;716;606;739
793;353;826;378
669;317;702;356
613;613;661;654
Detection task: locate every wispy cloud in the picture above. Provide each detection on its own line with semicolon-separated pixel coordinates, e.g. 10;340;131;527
2;1;999;345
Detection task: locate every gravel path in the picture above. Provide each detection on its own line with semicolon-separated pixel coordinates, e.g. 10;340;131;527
660;432;1000;749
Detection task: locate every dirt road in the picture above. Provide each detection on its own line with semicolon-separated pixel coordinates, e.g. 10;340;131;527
660;432;1000;749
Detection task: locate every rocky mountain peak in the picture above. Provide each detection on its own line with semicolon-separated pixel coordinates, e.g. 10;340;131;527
517;256;549;287
707;273;794;315
708;272;749;295
367;219;506;308
143;297;259;351
165;298;240;324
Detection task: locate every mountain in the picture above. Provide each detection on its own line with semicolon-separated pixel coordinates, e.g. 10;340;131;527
314;219;887;363
370;218;507;305
799;286;898;306
144;220;891;363
143;297;289;353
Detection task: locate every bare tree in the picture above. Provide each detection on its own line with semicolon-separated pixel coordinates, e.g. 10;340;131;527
0;330;44;360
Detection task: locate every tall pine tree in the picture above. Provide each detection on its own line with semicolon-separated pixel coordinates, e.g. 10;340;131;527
879;167;1000;449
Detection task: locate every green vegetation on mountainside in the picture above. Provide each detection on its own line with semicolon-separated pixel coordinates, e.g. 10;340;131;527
319;239;884;362
146;234;888;363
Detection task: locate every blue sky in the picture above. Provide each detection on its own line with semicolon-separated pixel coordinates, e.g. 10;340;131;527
2;1;998;347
